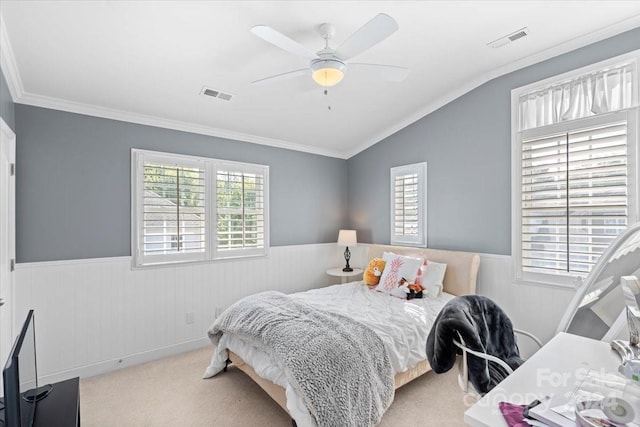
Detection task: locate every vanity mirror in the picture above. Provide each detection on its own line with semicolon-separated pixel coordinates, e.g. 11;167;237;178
557;222;640;341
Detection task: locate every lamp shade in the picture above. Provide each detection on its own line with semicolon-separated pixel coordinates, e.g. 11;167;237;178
337;229;357;247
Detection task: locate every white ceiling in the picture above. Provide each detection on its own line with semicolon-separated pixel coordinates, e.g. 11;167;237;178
1;1;640;159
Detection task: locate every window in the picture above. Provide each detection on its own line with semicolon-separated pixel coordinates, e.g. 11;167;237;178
512;53;639;286
215;163;266;258
390;162;427;247
132;150;269;267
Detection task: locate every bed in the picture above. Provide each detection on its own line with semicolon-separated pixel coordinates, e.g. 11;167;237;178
203;244;480;426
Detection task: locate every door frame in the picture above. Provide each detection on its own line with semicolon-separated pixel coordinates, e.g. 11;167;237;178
0;117;16;392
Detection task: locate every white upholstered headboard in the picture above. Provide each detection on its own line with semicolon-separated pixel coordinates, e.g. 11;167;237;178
365;245;480;296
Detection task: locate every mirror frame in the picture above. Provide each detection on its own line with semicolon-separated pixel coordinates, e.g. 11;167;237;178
556;222;640;338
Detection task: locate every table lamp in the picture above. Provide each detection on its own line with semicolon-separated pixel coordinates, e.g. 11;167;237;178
337;229;357;272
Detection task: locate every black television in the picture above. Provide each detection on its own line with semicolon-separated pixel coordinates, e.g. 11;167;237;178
2;310;52;427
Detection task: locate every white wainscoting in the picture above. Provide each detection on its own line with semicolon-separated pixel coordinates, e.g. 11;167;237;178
14;243;346;384
476;253;576;357
13;246;576;384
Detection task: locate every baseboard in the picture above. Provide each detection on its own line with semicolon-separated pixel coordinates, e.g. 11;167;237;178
39;337;211;384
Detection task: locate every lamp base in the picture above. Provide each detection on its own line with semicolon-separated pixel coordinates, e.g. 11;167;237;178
343;246;353;272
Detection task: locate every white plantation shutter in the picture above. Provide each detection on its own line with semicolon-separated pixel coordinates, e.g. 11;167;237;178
215;163;268;257
134;152;207;265
390;163;427;247
521;119;629;275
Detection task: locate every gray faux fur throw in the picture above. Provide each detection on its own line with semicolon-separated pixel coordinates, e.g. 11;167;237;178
425;295;523;394
208;291;394;427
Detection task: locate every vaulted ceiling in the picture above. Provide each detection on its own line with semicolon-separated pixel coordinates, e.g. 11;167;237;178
1;1;639;158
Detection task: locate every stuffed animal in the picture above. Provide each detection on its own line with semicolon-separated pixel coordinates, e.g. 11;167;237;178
363;258;386;286
397;277;425;300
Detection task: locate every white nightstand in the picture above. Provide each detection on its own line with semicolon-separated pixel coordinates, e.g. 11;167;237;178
326;267;363;284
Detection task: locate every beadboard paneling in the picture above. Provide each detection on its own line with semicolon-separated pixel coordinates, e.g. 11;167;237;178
476;253;575;357
13;246;576;383
14;243;346;384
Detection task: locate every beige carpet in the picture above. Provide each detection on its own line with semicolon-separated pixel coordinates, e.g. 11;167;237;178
80;347;476;426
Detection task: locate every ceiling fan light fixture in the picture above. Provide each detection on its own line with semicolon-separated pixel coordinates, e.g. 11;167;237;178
311;58;345;87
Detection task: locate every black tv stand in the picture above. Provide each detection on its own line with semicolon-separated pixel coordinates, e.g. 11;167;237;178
34;377;79;427
0;378;79;427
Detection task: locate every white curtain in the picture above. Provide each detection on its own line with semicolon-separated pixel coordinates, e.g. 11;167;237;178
519;62;636;131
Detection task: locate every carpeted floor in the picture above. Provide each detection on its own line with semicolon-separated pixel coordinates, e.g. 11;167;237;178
80;346;475;426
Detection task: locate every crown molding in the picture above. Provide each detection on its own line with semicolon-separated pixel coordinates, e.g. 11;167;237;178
345;15;640;159
16;92;348;159
0;14;24;101
0;13;347;159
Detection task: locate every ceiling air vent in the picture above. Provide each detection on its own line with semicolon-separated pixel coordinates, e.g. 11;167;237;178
487;27;529;48
201;86;233;101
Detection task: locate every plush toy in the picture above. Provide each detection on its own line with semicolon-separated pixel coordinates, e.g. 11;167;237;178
397;277;425;300
363;258;386;286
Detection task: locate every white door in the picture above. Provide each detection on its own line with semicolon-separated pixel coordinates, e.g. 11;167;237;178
0;118;16;392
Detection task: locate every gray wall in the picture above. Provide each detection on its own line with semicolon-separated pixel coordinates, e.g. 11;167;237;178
347;27;640;255
0;68;15;131
15;105;347;262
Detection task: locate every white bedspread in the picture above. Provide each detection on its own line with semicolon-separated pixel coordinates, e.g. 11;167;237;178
204;281;454;426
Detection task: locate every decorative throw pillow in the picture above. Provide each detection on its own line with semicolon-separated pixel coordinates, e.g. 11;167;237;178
415;260;447;297
375;252;423;295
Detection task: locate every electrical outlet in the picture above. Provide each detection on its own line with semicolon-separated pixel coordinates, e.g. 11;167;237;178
186;312;195;324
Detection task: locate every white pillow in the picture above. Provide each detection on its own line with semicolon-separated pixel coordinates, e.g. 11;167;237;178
376;252;423;295
416;260;447;297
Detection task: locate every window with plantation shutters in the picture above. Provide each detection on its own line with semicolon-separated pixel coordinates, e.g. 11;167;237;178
215;164;267;258
390;163;427;247
132;150;269;267
512;52;638;286
521;119;630;275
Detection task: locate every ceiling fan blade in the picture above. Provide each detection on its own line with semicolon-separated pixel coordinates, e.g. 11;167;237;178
251;25;319;60
335;13;399;61
349;63;409;82
252;68;310;85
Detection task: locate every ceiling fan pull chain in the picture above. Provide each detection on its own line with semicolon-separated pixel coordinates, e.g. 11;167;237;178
324;89;332;111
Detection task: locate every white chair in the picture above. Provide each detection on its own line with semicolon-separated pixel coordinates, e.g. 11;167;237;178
454;328;543;396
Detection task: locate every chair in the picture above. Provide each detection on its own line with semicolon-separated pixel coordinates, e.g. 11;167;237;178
426;295;542;396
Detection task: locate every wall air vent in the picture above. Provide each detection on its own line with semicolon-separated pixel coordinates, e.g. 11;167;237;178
201;86;233;101
487;27;529;48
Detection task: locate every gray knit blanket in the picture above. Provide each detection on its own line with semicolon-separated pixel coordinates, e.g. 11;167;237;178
208;291;394;427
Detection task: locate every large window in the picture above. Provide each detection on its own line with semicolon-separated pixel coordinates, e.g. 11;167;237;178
132;150;269;267
512;53;639;286
390;162;427;247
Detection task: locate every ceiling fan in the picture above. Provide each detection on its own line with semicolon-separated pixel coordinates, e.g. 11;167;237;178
250;13;409;88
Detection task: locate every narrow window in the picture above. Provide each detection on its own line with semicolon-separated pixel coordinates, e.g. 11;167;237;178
390;162;427;247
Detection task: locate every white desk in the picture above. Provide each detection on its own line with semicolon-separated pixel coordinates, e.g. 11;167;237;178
464;332;624;427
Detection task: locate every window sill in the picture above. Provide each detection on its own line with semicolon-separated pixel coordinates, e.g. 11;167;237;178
132;251;268;270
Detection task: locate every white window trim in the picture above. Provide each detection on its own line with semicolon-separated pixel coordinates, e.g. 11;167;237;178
390;162;427;248
131;149;269;268
212;160;270;261
131;150;210;267
511;52;640;288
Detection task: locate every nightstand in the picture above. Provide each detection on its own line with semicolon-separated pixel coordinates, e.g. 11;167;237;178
326;267;363;284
